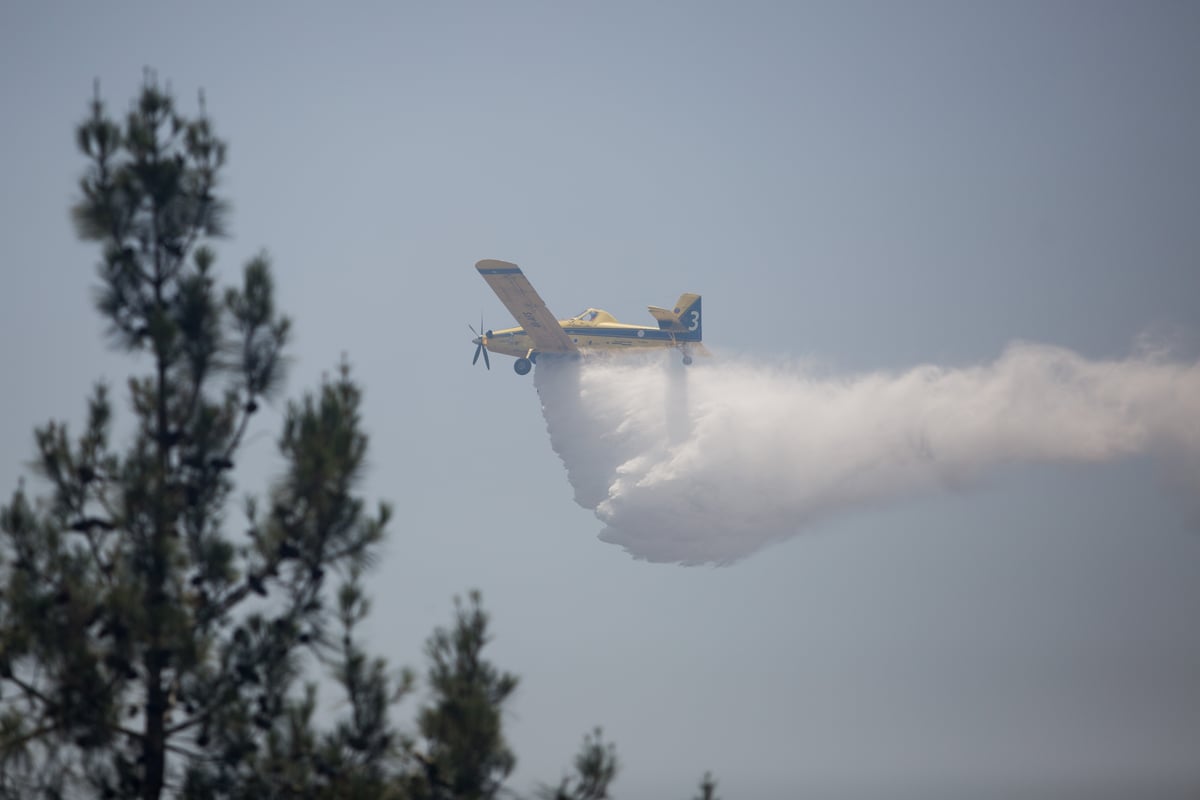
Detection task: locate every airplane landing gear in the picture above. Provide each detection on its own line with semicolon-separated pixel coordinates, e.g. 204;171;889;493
682;355;694;366
514;357;533;375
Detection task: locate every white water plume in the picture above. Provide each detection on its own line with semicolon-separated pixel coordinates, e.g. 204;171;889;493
533;344;1200;564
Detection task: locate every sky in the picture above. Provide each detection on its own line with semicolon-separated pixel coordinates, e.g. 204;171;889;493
2;2;1200;797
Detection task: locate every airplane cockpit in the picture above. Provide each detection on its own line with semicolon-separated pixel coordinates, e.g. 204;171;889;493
570;308;617;325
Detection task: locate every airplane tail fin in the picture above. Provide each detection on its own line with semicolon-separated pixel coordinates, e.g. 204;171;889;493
647;293;702;341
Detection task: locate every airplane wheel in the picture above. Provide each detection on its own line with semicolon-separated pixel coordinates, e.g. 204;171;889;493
682;355;694;366
514;357;533;375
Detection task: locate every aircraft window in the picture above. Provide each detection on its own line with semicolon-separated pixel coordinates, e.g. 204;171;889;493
574;310;598;322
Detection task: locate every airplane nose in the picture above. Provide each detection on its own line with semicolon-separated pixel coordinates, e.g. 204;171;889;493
472;336;483;346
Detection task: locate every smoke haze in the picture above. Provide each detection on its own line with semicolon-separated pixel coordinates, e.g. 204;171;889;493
535;344;1200;564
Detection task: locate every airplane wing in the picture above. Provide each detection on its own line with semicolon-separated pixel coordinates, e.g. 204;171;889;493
475;260;578;354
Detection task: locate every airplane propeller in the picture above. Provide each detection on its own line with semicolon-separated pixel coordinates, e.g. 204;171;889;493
469;318;491;370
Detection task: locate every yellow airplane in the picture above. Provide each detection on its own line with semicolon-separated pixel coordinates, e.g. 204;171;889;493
472;259;705;375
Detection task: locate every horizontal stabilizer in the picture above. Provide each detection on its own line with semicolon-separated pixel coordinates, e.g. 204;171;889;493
648;305;684;330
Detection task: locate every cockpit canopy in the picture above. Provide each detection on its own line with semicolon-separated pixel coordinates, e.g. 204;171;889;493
570;308;617;324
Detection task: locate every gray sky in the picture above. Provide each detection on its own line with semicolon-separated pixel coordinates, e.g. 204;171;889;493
2;2;1200;797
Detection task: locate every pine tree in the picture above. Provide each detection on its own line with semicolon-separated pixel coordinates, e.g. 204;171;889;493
692;771;720;800
404;591;519;800
537;727;619;800
0;76;395;800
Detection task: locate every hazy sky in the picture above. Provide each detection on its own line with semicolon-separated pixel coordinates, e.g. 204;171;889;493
2;2;1199;797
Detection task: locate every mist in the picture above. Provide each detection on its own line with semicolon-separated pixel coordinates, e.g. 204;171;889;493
534;343;1200;564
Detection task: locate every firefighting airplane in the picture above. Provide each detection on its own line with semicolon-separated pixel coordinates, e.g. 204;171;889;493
471;259;705;375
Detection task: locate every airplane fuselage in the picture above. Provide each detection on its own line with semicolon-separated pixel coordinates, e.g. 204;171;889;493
480;310;687;359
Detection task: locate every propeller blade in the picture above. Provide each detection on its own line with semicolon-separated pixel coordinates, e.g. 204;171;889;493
470;315;490;370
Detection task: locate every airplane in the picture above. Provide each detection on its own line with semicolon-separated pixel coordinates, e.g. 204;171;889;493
471;259;705;375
